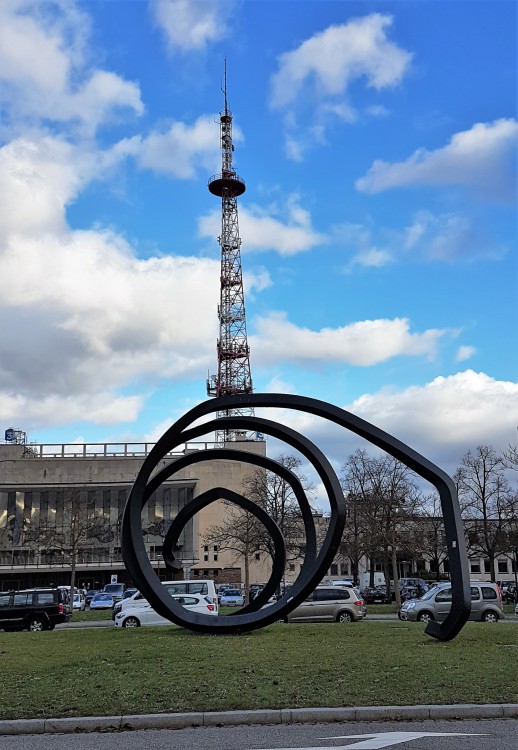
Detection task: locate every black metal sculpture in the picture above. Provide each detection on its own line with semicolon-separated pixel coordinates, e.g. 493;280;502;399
122;393;471;640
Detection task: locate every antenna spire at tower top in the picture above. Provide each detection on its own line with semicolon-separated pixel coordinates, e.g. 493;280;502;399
223;57;228;114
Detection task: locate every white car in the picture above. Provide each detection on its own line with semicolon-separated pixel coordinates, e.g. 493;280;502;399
72;592;86;611
114;594;217;628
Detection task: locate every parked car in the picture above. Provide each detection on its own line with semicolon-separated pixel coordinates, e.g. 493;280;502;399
121;588;138;600
102;583;126;603
0;587;71;632
399;580;504;623
113;579;218;620
217;584;234;603
515;600;518;616
248;584;264;602
114;594;217;628
85;589;100;607
72;592;86;611
90;592;115;610
278;586;366;623
398;578;429;599
219;589;245;607
503;584;517;604
361;586;391;604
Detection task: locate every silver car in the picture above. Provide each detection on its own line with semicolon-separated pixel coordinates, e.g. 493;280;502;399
399;580;504;623
283;586;366;623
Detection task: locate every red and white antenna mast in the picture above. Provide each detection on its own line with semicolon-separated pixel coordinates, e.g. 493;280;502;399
207;63;254;443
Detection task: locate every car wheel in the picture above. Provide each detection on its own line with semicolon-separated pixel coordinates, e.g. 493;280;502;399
482;611;499;623
122;616;140;628
417;611;434;623
47;623;56;631
336;611;353;623
28;617;46;632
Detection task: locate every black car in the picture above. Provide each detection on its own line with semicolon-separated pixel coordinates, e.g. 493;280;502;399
361;586;391;604
503;584;517;604
248;584;264;602
0;588;71;632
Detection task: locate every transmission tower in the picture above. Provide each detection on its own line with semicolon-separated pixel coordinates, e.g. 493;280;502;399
207;65;254;444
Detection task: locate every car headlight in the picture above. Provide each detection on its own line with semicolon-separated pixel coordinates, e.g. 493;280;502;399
406;602;416;609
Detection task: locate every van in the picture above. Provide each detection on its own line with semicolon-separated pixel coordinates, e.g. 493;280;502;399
102;582;126;602
283;586;366;623
111;579;218;620
399;580;504;623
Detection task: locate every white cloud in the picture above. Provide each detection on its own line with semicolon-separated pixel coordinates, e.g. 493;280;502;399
346;371;518;473
333;211;507;268
0;135;133;240
151;0;235;51
0;392;143;428
366;104;389;117
253;371;518;484
0;0;143;135
251;313;447;367
270;14;411;158
128;115;224;179
199;195;327;255
356;119;518;203
0;228;222;383
402;210;507;261
271;14;411;108
455;345;476;362
332;222;394;270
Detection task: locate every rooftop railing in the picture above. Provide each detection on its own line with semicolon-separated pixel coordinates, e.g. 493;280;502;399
21;441;217;459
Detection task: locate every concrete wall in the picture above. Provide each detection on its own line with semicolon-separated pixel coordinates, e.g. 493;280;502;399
0;439;270;589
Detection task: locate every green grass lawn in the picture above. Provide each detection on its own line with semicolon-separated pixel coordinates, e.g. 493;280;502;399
1;620;517;721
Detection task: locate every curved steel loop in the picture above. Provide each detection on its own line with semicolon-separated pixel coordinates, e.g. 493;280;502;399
161;487;286;618
141;446;317;614
122;393;470;640
122;414;346;633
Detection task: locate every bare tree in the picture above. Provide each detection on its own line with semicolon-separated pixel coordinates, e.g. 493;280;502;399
204;504;261;603
242;454;316;587
341;450;421;608
412;493;449;582
455;446;511;582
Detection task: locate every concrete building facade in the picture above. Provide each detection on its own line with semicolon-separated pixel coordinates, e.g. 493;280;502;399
0;438;271;592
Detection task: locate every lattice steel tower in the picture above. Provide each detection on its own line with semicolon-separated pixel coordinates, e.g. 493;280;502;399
206;67;254;443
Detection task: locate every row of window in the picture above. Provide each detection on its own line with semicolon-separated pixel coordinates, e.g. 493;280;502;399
435;586;498;603
470;559;517;574
0;486;193;536
0;591;55;607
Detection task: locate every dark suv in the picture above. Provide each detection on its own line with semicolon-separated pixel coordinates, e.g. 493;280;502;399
0;588;71;632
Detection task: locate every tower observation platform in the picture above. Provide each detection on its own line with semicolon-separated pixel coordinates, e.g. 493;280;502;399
208;170;246;197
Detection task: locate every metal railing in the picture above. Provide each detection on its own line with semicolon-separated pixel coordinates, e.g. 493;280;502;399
21;441;217;459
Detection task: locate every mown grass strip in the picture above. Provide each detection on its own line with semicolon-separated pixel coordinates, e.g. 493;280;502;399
1;620;517;720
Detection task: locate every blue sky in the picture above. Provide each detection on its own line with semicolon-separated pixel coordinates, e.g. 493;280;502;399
0;0;516;481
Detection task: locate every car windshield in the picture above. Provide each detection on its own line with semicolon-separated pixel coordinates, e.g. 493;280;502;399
421;587;440;601
94;594;111;600
104;585;123;593
225;590;240;596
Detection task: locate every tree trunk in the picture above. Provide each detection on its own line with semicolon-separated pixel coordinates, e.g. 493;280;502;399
489;555;496;583
244;538;250;605
391;543;401;610
69;512;77;617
